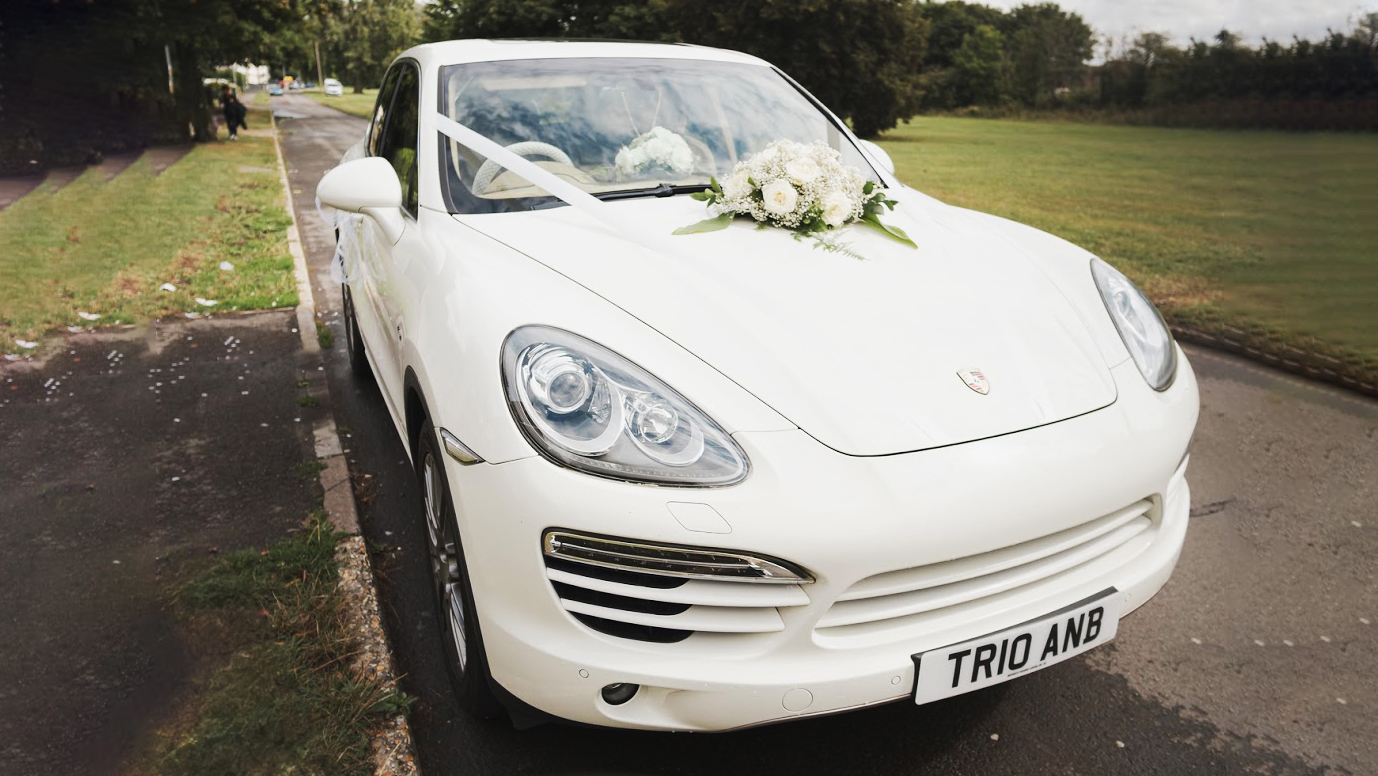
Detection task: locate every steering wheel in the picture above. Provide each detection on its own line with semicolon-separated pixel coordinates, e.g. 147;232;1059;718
472;141;575;194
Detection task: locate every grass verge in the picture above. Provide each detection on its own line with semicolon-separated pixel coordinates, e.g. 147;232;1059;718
303;88;379;120
0;106;298;354
879;117;1378;388
141;517;410;776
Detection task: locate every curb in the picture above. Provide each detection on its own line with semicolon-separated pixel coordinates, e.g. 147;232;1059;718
270;112;422;776
1168;321;1378;400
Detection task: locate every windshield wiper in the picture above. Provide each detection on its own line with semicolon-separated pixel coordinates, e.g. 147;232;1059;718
594;183;711;201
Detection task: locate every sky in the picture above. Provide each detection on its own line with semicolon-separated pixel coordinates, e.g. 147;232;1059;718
980;0;1375;48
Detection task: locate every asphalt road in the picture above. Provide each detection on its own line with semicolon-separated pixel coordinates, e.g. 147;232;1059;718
276;94;1377;776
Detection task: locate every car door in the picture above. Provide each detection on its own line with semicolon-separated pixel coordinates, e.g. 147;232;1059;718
347;66;402;404
361;60;422;416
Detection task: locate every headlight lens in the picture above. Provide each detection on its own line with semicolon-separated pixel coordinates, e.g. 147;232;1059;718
1090;258;1177;391
502;326;749;486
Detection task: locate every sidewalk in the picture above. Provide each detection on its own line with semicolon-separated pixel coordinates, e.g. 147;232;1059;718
0;312;328;773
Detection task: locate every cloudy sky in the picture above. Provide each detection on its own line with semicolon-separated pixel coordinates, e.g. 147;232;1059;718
981;0;1374;48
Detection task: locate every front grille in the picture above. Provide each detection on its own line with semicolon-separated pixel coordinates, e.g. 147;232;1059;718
543;534;812;643
816;499;1157;643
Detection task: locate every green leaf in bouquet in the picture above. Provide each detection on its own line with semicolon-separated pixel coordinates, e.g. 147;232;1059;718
860;214;917;248
672;213;735;235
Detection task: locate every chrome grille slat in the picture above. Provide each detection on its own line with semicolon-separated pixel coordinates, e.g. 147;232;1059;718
547;568;810;608
542;532;812;642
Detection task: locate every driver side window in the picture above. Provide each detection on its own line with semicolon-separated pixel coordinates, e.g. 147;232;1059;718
375;63;420;217
368;69;402;158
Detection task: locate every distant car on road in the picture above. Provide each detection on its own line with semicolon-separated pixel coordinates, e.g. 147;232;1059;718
317;39;1199;733
323;78;344;96
268;84;284;96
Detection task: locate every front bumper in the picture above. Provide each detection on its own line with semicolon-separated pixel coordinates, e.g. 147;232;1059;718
445;357;1198;731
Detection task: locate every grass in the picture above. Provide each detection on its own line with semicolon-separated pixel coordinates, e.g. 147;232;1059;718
878;118;1378;381
303;88;379;120
0;107;298;354
296;458;326;478
142;517;410;776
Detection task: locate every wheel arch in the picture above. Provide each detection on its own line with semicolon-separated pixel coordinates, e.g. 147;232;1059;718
403;366;429;462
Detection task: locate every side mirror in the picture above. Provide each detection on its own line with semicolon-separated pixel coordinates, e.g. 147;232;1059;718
858;139;896;177
317;157;405;243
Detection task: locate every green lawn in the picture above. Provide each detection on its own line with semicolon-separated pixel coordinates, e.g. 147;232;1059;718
0;109;297;354
304;88;379;120
879;118;1378;376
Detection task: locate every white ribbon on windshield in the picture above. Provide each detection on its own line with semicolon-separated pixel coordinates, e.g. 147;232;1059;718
434;113;688;259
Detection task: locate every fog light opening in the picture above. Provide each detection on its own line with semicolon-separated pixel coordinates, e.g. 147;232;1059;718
601;683;640;706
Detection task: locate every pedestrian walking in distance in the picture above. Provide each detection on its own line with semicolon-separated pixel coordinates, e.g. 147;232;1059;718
223;92;248;140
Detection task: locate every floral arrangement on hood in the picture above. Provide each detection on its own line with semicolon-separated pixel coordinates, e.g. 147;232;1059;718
674;139;915;252
615;126;695;176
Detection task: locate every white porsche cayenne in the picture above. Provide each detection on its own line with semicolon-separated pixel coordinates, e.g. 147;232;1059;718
317;39;1199;732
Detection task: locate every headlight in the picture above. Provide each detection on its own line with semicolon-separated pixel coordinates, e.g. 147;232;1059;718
501;326;749;486
1090;258;1177;391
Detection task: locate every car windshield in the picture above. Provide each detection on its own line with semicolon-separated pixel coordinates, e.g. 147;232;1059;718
438;57;879;214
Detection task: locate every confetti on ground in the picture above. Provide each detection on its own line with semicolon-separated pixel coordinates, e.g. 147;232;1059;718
219;260;235;271
1254;639;1265;646
1191;637;1202;644
1353;521;1363;528
1362;618;1371;625
77;311;101;321
1115;741;1125;748
1337;698;1348;705
194;298;218;307
171;476;180;482
15;340;38;348
1321;636;1332;643
159;282;176;292
1284;640;1294;646
990;734;999;741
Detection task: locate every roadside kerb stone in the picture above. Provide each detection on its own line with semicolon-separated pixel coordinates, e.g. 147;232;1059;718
272;111;421;775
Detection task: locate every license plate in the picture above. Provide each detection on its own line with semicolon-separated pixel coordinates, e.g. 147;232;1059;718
912;589;1121;705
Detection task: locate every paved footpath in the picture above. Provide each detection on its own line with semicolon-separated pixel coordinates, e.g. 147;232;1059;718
0;312;329;774
276;94;1377;776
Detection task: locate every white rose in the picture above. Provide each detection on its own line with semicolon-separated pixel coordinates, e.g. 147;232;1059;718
761;179;799;217
821;191;854;227
785;156;821;183
723;170;751;200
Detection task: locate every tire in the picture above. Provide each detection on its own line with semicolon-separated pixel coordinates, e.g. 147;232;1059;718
341;284;372;380
416;418;503;720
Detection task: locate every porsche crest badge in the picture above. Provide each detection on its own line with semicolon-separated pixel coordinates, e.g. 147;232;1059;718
957;368;990;395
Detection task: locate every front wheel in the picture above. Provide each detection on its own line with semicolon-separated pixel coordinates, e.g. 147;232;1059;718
417;419;502;720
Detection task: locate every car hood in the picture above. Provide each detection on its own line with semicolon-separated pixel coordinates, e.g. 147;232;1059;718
455;192;1116;456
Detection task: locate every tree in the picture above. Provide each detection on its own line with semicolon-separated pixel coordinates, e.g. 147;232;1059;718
424;0;672;42
950;24;1006;105
661;0;931;137
326;0;420;93
921;0;1006;70
1002;2;1093;105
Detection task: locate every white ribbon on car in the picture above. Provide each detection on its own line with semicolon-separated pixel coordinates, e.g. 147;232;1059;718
317;194;362;284
434;113;690;260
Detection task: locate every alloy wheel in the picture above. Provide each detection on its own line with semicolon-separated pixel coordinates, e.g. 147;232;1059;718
422;451;468;673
